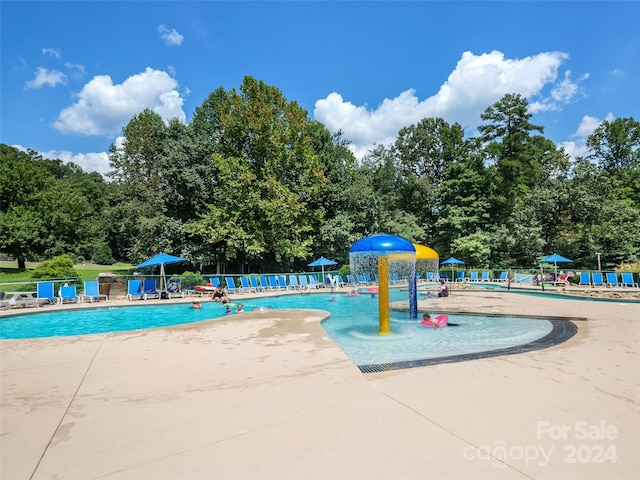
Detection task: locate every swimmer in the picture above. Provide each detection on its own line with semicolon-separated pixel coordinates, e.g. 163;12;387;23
346;289;359;297
331;295;337;301
191;301;202;309
422;313;449;327
236;304;244;313
225;305;232;314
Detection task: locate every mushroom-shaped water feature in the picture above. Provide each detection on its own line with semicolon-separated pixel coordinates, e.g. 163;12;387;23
349;234;416;335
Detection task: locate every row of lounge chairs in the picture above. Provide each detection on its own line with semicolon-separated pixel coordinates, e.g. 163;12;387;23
452;271;508;282
0;281;110;309
578;272;638;288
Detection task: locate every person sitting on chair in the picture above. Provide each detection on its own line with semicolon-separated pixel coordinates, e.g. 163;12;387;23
168;279;180;293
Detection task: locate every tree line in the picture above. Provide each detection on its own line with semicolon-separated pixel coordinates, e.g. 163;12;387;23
1;76;639;273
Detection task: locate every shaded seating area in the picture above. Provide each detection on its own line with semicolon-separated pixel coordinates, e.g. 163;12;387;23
81;281;108;303
126;280;145;301
143;279;160;299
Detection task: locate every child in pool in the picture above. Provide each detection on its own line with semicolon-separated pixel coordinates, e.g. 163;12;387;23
191;301;202;309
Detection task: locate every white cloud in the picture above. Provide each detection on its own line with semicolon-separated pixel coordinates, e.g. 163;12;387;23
53;67;186;135
158;25;184;46
24;67;66;89
65;62;86;80
560;113;615;159
315;50;579;159
12;144;111;176
42;47;61;59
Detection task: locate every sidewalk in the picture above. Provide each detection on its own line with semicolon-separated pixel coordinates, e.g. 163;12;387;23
1;289;638;479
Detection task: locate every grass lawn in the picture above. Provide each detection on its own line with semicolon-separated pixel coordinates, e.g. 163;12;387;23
0;261;134;286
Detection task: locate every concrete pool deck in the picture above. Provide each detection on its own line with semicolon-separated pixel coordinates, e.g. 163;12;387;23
1;287;639;479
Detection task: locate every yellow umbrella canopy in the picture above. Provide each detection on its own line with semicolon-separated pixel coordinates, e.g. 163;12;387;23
413;243;439;260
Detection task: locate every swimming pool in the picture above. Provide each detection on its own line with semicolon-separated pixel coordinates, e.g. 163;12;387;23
0;290;576;370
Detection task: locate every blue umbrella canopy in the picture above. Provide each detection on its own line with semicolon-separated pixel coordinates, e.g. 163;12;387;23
307;256;338;267
539;253;572;264
136;253;187;293
441;257;464;265
441;257;464;280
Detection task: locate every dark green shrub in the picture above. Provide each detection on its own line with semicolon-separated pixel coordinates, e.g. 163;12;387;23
93;243;115;265
31;254;78;279
179;271;204;290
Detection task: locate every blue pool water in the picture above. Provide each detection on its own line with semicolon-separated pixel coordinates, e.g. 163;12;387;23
0;290;556;367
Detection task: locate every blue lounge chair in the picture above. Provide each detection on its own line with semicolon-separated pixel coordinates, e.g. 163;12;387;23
268;276;279;290
209;278;220;288
364;273;374;284
356;274;366;286
250;276;263;292
347;274;356;286
456;271;465;282
277;275;289;290
578;272;591;287
469;272;479;282
225;277;239;294
58;284;80;305
592;272;605;288
621;272;638;287
81;281;108;303
307;275;319;288
36;281;57;304
288;275;301;290
143;279;160;299
240;276;252;293
493;272;508;282
127;280;145;301
298;275;309;290
605;272;620;288
259;276;270;291
480;271;490;282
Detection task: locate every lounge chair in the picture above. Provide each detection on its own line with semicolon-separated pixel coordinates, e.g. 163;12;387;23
288;275;301;290
347;274;356;287
240;276;253;293
298;275;310;290
621;272;638;287
225;277;240;294
250;276;263;292
209;278;220;288
307;275;319;288
592;272;605;288
167;279;184;298
578;272;591;287
127;280;145;301
143;279;160;299
469;272;479;282
480;271;490;282
364;273;374;284
36;281;57;304
58;284;80;305
268;276;279;290
456;271;465;282
493;272;508;282
554;272;571;286
605;272;620;288
355;274;367;286
81;281;108;303
277;275;289;290
259;276;270;291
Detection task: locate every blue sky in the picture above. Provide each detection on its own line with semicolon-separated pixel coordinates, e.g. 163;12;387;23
2;1;638;176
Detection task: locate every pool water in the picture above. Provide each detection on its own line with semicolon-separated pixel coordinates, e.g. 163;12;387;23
0;290;556;368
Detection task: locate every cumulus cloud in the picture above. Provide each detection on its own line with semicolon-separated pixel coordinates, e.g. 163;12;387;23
159;25;184;46
12;144;111;176
53;67;186;135
24;67;66;89
315;50;581;159
560;113;615;159
42;47;61;58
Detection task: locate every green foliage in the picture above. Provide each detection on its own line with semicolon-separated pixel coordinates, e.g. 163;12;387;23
92;243;116;265
31;254;79;279
179;271;204;290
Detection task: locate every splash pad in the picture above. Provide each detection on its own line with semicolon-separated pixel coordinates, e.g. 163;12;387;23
349;234;417;335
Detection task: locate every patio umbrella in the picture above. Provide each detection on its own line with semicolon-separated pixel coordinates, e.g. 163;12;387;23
136;252;187;293
307;256;337;284
538;253;573;279
441;257;464;280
